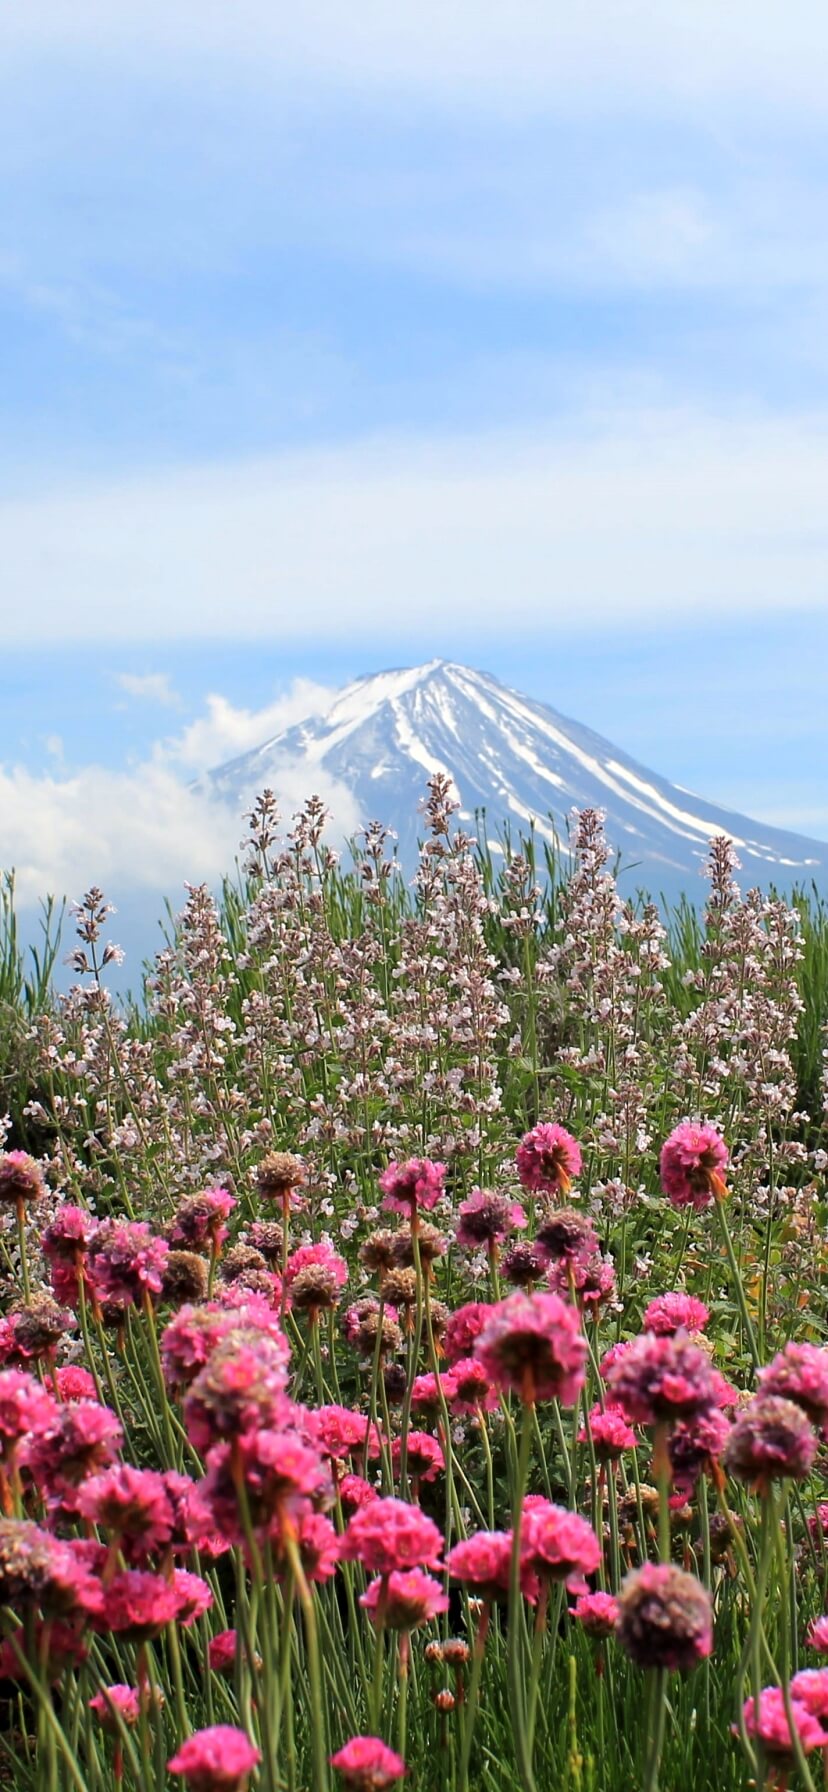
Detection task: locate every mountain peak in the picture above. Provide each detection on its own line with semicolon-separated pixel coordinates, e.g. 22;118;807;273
208;662;827;901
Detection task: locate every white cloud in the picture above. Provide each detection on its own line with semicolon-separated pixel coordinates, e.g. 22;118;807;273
4;3;828;118
164;680;336;774
116;671;180;707
0;683;361;908
4;407;828;645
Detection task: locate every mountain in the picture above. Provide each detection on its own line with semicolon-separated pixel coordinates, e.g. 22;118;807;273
206;661;828;901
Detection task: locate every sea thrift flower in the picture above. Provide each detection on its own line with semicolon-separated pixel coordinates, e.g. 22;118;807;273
474;1291;587;1405
0;1151;45;1206
455;1190;526;1250
342;1300;402;1360
0;1368;58;1454
285;1241;348;1290
6;1295;74;1362
448;1358;498;1415
443;1303;495;1366
77;1464;174;1558
340;1498;443;1575
87;1220;169;1308
167;1189;236;1253
616;1563;713;1670
249;1221;284;1263
201;1429;328;1539
256;1151;306;1205
22;1400;122;1493
522;1501;601;1590
604;1331;718;1426
0;1521;102;1616
98;1570;188;1641
643;1293;710;1336
379;1158;446;1217
391;1433;444;1483
447;1531;537;1603
501;1241;547;1288
42;1204;96;1265
410;1372;456;1424
547;1251;616;1310
807;1616;828;1654
790;1668;828;1720
311;1406;381;1462
276;1509;340;1584
330;1737;407;1789
168;1727;261;1791
516;1123;582;1197
171;1569;214;1624
162;1251;210;1306
759;1342;828;1434
208;1630;239;1674
580;1405;637;1459
659;1122;729;1210
184;1337;290;1451
668;1408;731;1495
724;1395;818;1491
47;1364;99;1403
569;1591;619;1637
739;1688;826;1763
90;1685;141;1732
360;1568;449;1630
535;1208;598;1265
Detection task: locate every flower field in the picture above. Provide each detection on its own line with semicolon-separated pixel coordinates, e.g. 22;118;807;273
2;778;828;1792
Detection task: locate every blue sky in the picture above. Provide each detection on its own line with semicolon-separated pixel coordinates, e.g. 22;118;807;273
2;2;828;931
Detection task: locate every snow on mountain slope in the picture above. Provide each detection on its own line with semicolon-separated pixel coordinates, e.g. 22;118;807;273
206;661;828;899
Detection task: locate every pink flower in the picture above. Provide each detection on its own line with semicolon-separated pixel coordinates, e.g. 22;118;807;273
46;1364;99;1402
184;1337;290;1451
360;1568;449;1630
42;1204;97;1265
604;1331;717;1427
807;1617;828;1654
98;1570;190;1641
455;1190;526;1250
443;1303;495;1366
668;1409;731;1495
285;1242;348;1290
515;1124;582;1197
580;1405;637;1460
379;1159;446;1217
168;1726;261;1791
447;1531;537;1604
22;1400;122;1494
569;1591;619;1637
0;1369;58;1454
547;1252;616;1310
535;1208;597;1265
616;1563;713;1670
0;1620;87;1683
724;1395;818;1491
201;1428;328;1539
87;1220;169;1308
0;1522;103;1618
643;1294;710;1337
340;1498;443;1575
448;1358;498;1416
208;1629;239;1674
311;1406;381;1462
330;1736;407;1789
167;1189;236;1252
521;1501;601;1590
759;1342;828;1434
338;1475;379;1515
392;1431;444;1483
277;1509;340;1584
90;1685;141;1732
0;1151;45;1206
474;1291;587;1405
739;1688;827;1762
790;1669;828;1720
659;1123;728;1210
410;1372;456;1424
76;1464;174;1559
171;1568;214;1625
502;1242;547;1288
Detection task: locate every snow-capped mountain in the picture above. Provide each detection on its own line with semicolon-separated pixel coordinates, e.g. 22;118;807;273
206;661;828;900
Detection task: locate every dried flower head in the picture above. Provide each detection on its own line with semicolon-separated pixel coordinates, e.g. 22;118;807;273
724;1394;818;1491
616;1563;713;1671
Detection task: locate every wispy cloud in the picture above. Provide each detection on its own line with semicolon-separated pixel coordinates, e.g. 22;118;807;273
4;407;828;645
116;671;180;707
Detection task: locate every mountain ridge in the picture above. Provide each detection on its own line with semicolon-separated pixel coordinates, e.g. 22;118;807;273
206;661;828;900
